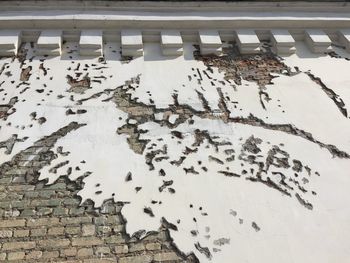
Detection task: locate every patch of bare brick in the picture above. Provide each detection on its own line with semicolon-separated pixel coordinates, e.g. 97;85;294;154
0;122;197;262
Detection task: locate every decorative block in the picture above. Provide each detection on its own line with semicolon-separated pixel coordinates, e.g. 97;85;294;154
79;30;103;56
198;30;222;55
305;29;331;53
270;29;296;55
338;29;350;52
0;30;21;56
161;30;183;56
235;29;261;54
121;30;143;56
36;30;62;56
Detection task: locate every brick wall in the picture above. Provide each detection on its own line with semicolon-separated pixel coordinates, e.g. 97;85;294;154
0;123;196;262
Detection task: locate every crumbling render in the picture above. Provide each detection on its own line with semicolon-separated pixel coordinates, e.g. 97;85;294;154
82;76;349;159
66;74;91;94
306;71;348;117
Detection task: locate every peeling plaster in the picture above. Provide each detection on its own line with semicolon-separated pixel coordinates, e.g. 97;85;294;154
1;40;350;263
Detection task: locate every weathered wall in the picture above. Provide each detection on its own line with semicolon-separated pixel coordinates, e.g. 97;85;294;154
1;37;350;263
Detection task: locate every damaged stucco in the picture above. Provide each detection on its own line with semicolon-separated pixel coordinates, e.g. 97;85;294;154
1;36;350;263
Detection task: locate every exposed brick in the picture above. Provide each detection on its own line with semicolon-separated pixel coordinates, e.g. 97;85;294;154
37;207;53;216
26;250;43;259
145;242;162;251
4;168;27;176
115;245;128;254
63;199;81;206
105;235;124;244
77;248;93;258
61;216;92;225
48;226;65;235
3;209;20;217
94;215;120;225
0;219;25;228
84;259;116;263
101;202;116;214
70;207;85;216
97;225;112;234
42;250;60;259
37;238;71;248
25;191;39;198
27;217;60;227
95;246;110;255
13;229;29;237
82;224;95;236
7;185;35;192
153;252;180;262
30;227;47;237
0;229;12;238
54;207;69;216
0;253;6;260
56;260;83;263
61;247;77;257
72;237;103;247
21;208;36;216
4;192;23;200
2;241;36;251
112;225;124;233
0;176;12;184
38;190;55;198
7;251;25;261
46;182;67;190
119;255;153;263
128;242;145;253
65;226;81;235
30;199;62;207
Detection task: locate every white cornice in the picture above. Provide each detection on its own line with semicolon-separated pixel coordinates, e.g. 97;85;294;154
1;0;350;57
1;1;350;12
1;12;350;30
0;1;350;30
